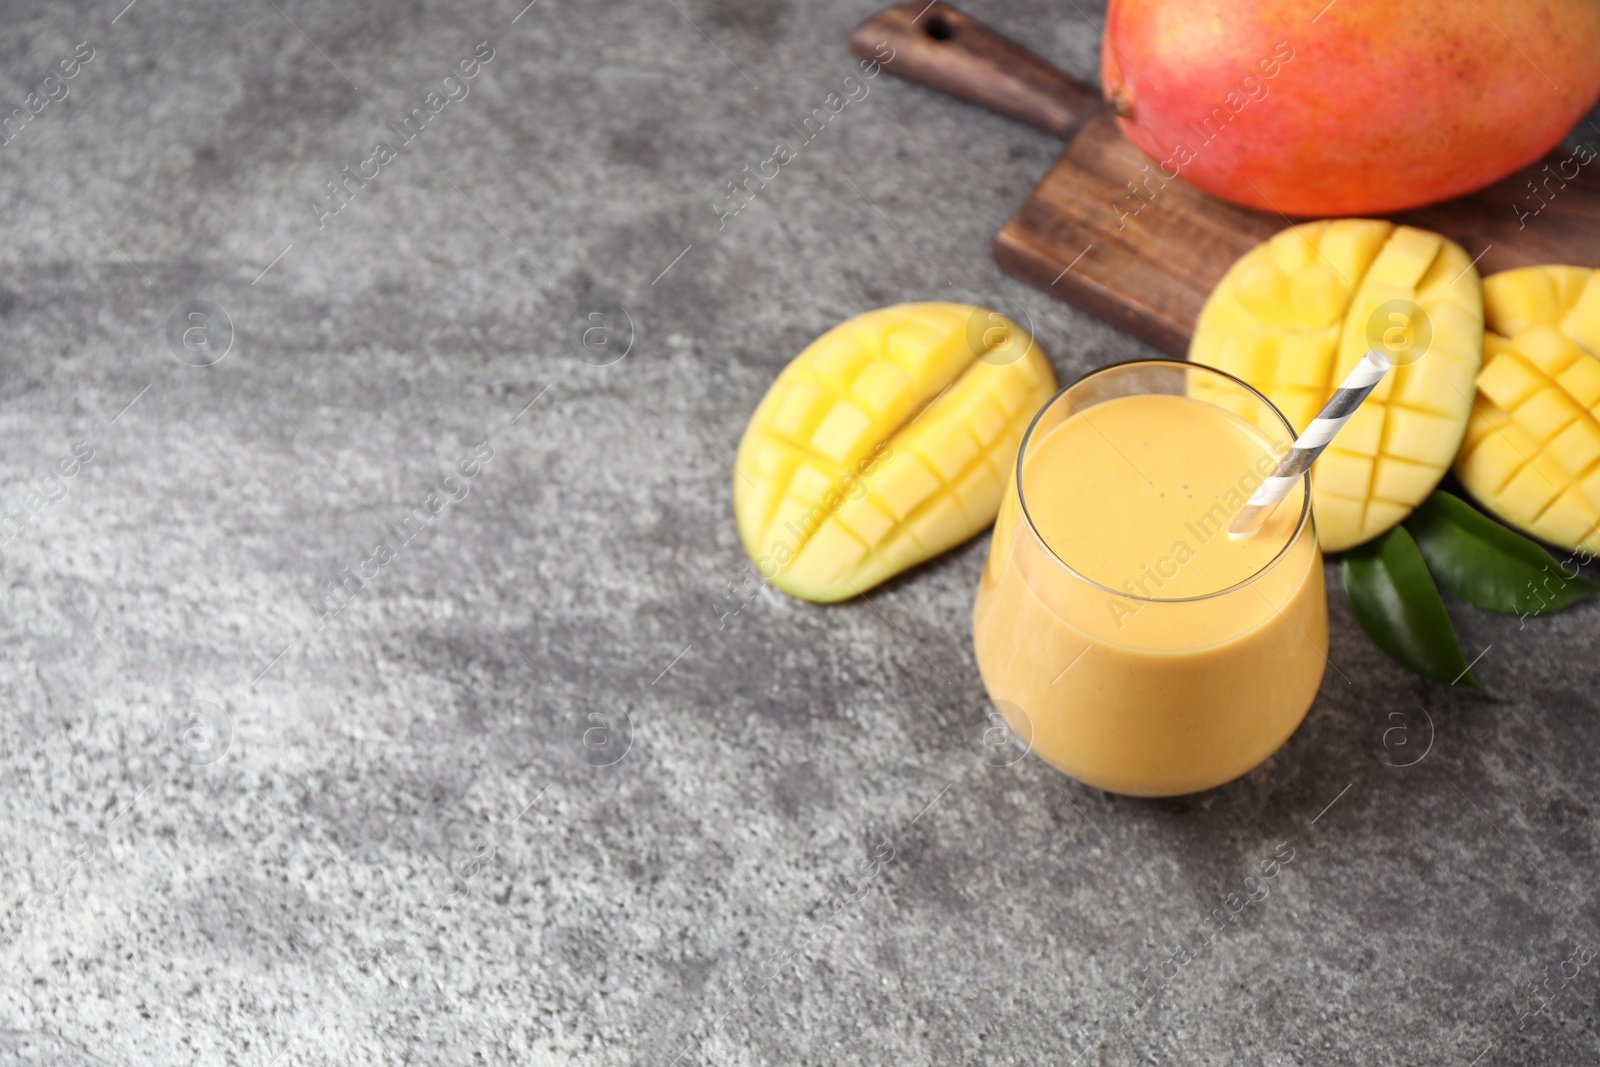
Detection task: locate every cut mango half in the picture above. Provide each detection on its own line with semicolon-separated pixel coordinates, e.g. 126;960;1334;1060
734;303;1057;602
1456;324;1600;555
1189;220;1484;552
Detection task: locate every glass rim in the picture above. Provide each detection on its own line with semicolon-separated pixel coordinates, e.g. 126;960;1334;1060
1012;358;1314;604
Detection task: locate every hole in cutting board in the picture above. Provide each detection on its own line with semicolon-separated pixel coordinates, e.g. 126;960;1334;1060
923;14;954;40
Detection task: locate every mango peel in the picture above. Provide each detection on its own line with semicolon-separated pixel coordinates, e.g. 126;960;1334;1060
1189;219;1484;553
734;302;1056;603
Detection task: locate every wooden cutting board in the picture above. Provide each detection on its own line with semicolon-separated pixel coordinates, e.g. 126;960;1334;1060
848;2;1600;356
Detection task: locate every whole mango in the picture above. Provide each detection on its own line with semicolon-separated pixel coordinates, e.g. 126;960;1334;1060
734;303;1056;603
1102;0;1600;216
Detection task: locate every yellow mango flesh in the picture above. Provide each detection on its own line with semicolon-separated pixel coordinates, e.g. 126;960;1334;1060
1483;265;1600;356
734;303;1057;602
1189;219;1484;553
1455;266;1600;554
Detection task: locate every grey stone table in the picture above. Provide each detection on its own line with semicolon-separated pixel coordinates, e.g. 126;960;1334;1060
3;0;1599;1063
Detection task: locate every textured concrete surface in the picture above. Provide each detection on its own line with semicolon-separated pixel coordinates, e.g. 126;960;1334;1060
3;1;1600;1064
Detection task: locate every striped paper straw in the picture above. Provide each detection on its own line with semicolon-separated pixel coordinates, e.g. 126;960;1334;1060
1229;350;1393;537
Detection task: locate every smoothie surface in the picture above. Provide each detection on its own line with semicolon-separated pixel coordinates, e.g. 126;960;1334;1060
1021;393;1303;599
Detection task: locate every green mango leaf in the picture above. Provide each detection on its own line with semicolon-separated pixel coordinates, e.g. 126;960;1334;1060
1405;491;1599;617
1341;525;1493;696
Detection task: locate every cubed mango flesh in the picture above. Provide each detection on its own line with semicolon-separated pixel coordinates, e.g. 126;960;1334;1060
734;303;1057;602
1455;264;1600;554
1483;265;1600;356
1188;220;1484;552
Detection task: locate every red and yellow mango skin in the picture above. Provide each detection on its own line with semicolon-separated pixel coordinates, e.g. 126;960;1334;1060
1102;0;1600;216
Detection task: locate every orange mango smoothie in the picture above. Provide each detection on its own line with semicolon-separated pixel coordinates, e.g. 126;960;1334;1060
973;363;1327;796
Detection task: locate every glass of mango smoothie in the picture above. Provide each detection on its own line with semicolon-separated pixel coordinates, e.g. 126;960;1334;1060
972;360;1326;797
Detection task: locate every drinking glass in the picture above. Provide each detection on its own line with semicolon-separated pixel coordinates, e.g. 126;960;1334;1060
971;359;1327;796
